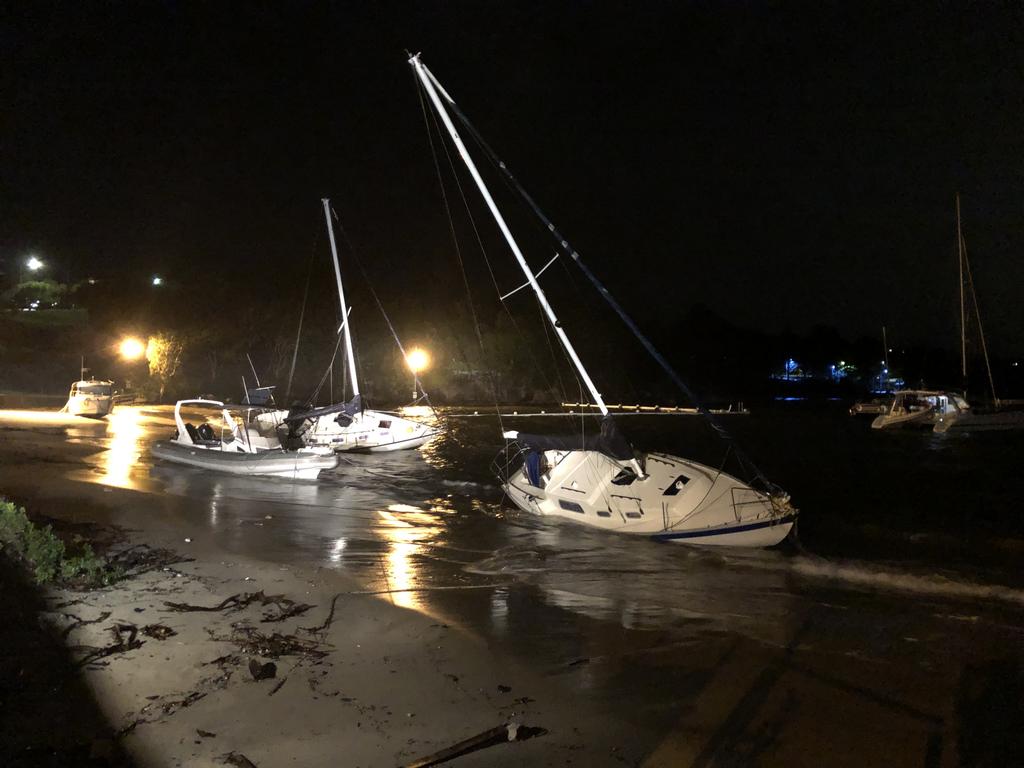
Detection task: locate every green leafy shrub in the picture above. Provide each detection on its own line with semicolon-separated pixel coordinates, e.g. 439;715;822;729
0;500;66;583
0;499;123;587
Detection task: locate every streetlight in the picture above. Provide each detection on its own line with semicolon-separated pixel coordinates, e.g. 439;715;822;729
152;275;163;286
406;347;430;401
118;337;146;361
26;256;43;272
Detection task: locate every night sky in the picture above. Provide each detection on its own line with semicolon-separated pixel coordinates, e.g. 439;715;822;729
5;2;1024;356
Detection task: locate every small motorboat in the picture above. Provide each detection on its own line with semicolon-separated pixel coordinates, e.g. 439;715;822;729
151;399;338;479
63;379;115;418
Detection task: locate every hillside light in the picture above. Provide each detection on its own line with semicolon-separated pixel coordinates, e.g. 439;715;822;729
26;256;43;271
152;275;163;286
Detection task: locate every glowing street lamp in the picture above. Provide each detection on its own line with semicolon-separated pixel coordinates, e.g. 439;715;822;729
151;275;163;286
26;256;43;272
118;337;146;362
406;347;430;401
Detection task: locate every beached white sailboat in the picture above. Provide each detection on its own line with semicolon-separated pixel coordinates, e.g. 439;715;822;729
152;399;338;479
411;55;795;546
261;201;437;452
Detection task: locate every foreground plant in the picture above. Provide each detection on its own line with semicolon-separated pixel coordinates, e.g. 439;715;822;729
0;499;124;587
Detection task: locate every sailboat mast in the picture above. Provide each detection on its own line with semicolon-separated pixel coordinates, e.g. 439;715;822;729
410;55;608;416
956;194;966;381
322;198;360;397
882;326;889;372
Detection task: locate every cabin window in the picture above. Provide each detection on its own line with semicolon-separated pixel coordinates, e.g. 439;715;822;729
378;420;392;429
77;384;111;396
663;475;691;496
596;510;611;518
558;500;585;513
625;511;642;519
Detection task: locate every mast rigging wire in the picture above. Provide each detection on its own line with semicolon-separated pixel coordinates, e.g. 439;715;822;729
415;73;572;411
434;85;774;489
285;232;319;403
329;207;438;416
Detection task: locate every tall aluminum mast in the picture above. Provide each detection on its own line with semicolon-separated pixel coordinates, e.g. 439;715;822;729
956;193;966;381
322;198;360;397
410;55;608;417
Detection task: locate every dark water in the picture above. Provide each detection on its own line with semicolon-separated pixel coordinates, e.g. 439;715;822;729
9;402;1024;610
47;402;1023;619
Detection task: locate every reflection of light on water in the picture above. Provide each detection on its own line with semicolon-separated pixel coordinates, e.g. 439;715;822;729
377;504;442;613
399;404;435;420
0;409;95;426
387;541;418;610
329;537;347;563
101;407;144;488
490;586;510;635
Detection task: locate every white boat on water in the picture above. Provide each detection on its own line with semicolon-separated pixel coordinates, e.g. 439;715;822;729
411;55;796;547
871;389;969;431
871;197;1019;435
259;201;437;453
63;378;114;418
152;399;338;479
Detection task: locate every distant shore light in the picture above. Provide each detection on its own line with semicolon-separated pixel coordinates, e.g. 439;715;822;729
27;256;43;271
152;275;163;286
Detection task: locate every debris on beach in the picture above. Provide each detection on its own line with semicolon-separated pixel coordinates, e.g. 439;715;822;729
57;609;111;637
221;753;259;768
248;658;278;681
403;722;547;768
162;590;315;622
142;623;177;640
230;625;329;659
109;543;191;579
75;623;143;667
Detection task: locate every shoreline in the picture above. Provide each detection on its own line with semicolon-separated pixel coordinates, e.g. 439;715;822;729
1;477;647;768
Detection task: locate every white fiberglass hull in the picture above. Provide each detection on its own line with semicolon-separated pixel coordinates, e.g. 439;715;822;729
871;410;935;430
65;395;114;418
152;441;338;479
272;408;437;453
501;449;795;547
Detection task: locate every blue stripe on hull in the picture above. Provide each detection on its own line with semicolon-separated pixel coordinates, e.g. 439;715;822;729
650;514;797;542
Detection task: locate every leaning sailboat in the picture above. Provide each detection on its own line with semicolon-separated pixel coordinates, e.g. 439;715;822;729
411;55;796;546
266;200;438;452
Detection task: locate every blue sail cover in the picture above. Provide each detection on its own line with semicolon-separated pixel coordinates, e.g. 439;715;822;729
517;415;633;461
284;393;363;427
